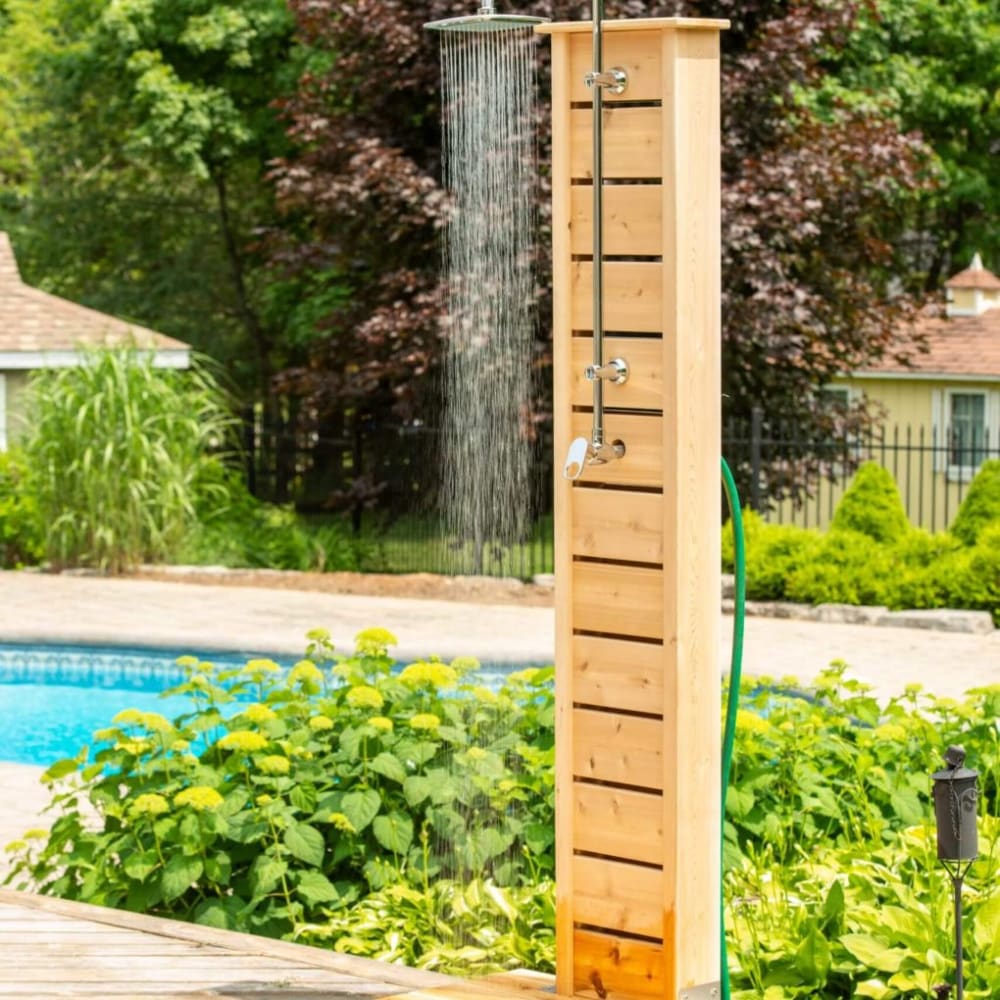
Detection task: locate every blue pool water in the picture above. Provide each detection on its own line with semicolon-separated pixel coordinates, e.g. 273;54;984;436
0;643;532;766
0;643;265;766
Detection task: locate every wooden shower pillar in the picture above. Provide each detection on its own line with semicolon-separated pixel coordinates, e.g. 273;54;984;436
536;18;727;1000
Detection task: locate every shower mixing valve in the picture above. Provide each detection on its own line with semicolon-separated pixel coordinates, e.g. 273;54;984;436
585;67;628;95
585;357;629;384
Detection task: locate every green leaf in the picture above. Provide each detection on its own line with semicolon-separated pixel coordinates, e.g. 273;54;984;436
204;852;232;886
372;812;414;854
794;925;831;983
161;854;203;902
820;879;845;929
369;752;407;784
974;894;1000;953
296;870;341;906
289;784;316;814
249;855;287;898
123;850;160;881
42;758;79;782
839;933;904;973
284;823;325;867
854;981;891;1000
403;775;433;808
341;788;381;832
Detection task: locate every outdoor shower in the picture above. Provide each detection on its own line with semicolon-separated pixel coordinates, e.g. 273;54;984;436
427;5;728;997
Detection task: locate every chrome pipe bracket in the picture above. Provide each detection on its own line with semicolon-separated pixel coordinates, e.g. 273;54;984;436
585;357;629;385
584;67;628;95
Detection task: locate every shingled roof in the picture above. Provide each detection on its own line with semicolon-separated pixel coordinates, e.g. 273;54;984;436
0;232;189;366
857;253;1000;381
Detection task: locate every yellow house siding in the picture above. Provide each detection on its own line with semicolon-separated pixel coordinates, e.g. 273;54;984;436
766;375;999;533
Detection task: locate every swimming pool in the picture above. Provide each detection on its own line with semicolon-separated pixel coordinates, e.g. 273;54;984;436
0;643;532;766
0;643;263;766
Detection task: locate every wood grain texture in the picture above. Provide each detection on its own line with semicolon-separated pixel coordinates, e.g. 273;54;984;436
572;929;665;998
572;261;663;333
570;184;663;257
549;30;579;1000
572;855;663;939
571;107;662;179
572;633;665;715
573;782;663;865
570;410;664;489
568;31;662;102
571;486;663;563
570;336;663;411
572;560;664;640
660;26;724;994
572;708;663;789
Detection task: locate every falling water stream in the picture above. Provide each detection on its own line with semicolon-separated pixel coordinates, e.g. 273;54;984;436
439;26;539;572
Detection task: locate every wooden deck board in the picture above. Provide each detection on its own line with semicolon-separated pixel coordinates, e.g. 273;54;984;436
0;891;556;1000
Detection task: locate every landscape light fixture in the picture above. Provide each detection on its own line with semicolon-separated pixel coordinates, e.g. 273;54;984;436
931;744;979;1000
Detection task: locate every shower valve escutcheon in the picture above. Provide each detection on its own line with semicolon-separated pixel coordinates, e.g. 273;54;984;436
585;357;629;384
585;67;628;95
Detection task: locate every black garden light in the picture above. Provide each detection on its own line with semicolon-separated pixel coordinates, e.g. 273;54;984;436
931;745;979;1000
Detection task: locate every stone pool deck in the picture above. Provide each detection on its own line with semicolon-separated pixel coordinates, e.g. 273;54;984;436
0;570;998;850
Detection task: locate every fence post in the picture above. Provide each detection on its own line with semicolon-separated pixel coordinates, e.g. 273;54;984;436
750;405;764;511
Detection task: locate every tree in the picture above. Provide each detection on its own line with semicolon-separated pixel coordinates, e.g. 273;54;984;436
270;0;934;507
808;0;1000;287
0;0;297;392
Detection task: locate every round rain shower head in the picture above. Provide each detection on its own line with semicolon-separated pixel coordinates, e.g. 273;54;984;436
424;11;548;31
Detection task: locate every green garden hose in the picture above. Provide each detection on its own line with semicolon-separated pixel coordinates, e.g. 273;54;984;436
720;457;746;1000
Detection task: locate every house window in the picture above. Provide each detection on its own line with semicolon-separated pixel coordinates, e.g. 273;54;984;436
949;392;986;470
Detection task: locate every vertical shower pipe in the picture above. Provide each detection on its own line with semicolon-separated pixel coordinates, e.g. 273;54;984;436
591;0;607;452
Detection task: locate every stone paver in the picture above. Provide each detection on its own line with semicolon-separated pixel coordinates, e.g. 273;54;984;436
0;570;998;850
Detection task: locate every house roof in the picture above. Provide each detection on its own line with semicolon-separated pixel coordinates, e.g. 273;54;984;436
857;307;1000;380
0;231;190;366
944;252;1000;291
855;252;1000;381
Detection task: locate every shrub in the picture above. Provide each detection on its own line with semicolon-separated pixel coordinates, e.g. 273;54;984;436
6;628;555;966
942;523;1000;623
22;348;236;572
723;510;819;601
831;462;909;543
785;529;894;606
0;449;43;567
180;466;366;572
951;458;1000;545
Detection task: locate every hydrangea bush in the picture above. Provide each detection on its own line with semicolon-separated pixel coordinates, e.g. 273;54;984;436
5;628;555;971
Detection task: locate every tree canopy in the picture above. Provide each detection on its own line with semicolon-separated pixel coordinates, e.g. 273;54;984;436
0;0;973;508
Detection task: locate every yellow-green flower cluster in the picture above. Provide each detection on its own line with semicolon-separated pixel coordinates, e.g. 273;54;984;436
217;730;269;753
409;713;441;732
736;709;770;736
131;793;169;817
368;716;394;733
174;786;223;812
346;685;384;710
288;659;324;689
243;703;277;724
327;812;357;834
308;715;334;732
257;755;291;776
112;708;172;733
398;660;458;690
115;738;151;756
354;627;398;655
506;668;541;686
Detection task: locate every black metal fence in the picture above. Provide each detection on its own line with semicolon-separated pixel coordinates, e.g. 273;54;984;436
244;410;996;577
724;409;998;533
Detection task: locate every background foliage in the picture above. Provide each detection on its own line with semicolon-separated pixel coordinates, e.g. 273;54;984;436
724;460;1000;621
2;0;985;511
12;638;1000;993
